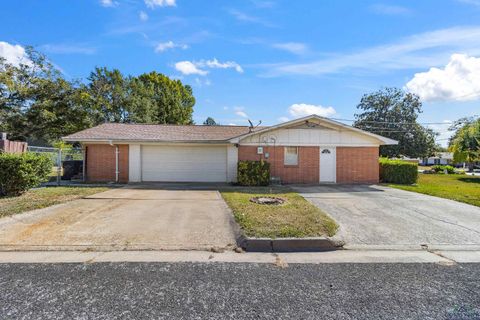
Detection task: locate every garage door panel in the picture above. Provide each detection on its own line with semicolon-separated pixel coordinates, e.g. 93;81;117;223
141;145;227;182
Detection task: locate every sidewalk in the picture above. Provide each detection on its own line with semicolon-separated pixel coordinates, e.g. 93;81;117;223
1;249;479;264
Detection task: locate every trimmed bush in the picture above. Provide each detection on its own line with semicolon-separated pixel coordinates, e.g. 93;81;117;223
379;158;418;184
237;160;270;186
0;152;52;196
432;165;455;174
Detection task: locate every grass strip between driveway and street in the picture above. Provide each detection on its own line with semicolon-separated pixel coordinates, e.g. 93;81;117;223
0;186;109;218
388;174;480;207
220;187;338;239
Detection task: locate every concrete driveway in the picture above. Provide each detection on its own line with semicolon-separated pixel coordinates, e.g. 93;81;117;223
293;185;480;250
0;184;239;251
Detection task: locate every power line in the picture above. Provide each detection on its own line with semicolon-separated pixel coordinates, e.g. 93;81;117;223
329;117;453;125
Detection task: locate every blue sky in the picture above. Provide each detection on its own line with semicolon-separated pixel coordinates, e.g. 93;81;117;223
1;0;480;145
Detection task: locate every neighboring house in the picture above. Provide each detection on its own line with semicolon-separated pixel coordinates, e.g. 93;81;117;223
420;152;454;166
63;115;397;184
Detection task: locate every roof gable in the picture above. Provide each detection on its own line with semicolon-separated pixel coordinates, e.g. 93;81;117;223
230;115;398;145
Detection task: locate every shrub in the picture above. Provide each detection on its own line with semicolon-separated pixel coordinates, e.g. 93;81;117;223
237;160;270;186
432;165;455;174
379;158;418;184
0;152;52;196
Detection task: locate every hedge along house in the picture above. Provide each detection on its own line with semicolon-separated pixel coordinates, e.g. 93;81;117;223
63;115;397;184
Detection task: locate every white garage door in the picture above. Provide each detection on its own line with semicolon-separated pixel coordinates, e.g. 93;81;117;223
141;145;227;182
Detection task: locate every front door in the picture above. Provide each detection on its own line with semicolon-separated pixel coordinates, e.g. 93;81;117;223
319;147;336;183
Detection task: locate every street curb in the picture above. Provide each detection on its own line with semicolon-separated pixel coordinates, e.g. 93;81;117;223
238;235;345;252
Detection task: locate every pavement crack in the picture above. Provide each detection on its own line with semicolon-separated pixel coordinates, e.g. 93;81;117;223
408;208;480;236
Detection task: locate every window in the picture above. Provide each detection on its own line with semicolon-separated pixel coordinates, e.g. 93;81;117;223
321;149;331;154
284;147;298;165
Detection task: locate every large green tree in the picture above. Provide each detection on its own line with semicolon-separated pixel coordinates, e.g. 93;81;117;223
129;71;194;124
353;87;437;158
0;47;91;143
85;67;131;123
449;118;480;169
0;47;196;144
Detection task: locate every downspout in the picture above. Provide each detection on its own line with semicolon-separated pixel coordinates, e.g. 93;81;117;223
109;140;119;183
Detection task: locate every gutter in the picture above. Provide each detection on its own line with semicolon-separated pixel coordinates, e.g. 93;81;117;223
109;140;119;183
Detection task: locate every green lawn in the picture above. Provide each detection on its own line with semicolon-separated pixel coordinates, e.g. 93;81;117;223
220;187;338;238
0;187;109;218
388;174;480;207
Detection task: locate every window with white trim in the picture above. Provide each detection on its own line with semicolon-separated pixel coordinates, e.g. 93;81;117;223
284;147;298;165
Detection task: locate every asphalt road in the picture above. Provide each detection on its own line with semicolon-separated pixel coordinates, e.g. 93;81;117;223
1;262;479;319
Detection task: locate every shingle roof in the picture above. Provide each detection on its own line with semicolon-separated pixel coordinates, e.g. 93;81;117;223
63;123;266;142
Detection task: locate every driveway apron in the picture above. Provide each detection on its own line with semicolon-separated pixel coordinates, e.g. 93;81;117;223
294;184;480;249
0;184;239;251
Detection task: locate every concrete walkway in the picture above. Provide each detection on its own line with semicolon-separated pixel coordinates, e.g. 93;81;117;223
294;184;480;250
0;249;479;263
0;185;239;251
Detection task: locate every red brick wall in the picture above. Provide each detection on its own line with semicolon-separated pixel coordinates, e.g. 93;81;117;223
85;144;129;183
238;146;319;183
336;147;379;184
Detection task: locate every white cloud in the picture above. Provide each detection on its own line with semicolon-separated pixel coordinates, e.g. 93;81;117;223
272;42;308;55
233;107;249;118
277;116;289;122
39;43;96;55
139;11;149;21
370;4;411;15
203;58;243;73
228;9;275;27
100;0;117;7
288;103;336;117
235;111;248;118
0;41;29;66
266;26;480;76
405;54;480;101
155;41;188;53
145;0;176;8
174;61;208;75
194;77;211;87
174;59;243;75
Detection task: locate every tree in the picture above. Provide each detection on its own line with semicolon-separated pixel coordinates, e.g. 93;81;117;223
84;67;130;123
449;118;480;169
203;117;218;125
129;72;195;124
353;87;437;158
1;47;197;145
0;47;92;143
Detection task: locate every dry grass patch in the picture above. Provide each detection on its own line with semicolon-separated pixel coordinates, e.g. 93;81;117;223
0;186;109;218
220;187;338;238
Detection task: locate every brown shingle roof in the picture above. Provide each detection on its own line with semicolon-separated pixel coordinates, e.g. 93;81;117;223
63;123;266;142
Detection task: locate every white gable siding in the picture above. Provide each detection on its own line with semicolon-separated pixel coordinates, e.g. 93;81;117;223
239;128;381;146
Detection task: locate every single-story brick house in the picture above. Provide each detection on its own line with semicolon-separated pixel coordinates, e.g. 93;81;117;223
63;114;397;184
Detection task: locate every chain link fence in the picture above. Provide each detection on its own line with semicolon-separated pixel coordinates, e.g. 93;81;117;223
27;146;84;185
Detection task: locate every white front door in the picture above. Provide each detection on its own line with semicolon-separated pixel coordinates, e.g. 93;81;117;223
319;147;336;183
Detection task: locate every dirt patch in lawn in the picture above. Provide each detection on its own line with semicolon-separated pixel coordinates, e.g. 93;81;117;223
220;186;338;238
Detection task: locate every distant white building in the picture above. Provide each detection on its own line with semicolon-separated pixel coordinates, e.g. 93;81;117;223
420;152;453;166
